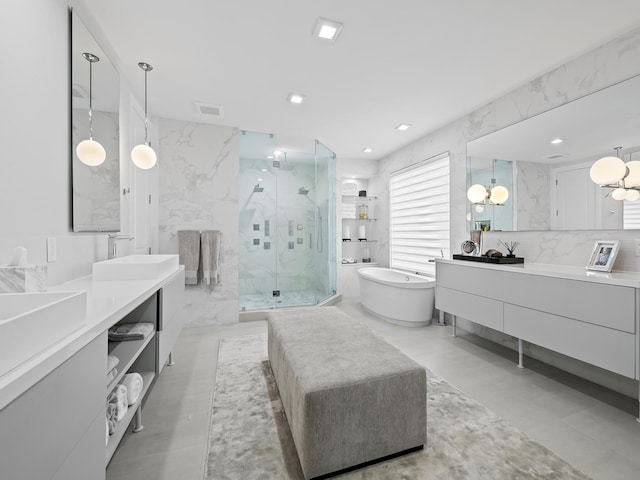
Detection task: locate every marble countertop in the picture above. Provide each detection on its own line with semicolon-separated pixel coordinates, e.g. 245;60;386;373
0;265;185;410
436;258;640;288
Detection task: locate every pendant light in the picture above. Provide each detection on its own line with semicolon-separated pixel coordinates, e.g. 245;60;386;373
76;52;106;166
590;147;640;202
131;62;157;169
467;160;509;206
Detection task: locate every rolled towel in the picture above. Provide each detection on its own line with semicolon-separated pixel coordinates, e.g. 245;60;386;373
106;402;117;435
107;355;119;373
107;367;118;384
120;372;144;405
108;322;155;342
108;384;128;421
106;418;110;445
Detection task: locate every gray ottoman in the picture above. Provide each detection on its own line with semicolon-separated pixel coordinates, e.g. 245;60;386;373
267;306;426;479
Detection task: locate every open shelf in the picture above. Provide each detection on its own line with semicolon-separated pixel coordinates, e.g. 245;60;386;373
106;371;155;464
107;332;155;392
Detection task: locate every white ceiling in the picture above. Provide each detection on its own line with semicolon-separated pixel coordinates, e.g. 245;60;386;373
79;0;640;160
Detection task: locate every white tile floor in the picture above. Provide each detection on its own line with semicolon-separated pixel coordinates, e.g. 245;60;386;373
106;299;640;479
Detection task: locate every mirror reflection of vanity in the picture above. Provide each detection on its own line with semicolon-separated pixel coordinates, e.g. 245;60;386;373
467;74;640;232
70;8;120;232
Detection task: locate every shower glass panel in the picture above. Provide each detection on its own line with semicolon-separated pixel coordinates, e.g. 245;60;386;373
239;131;336;311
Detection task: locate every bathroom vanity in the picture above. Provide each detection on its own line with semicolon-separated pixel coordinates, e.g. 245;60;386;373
0;260;185;480
435;259;640;417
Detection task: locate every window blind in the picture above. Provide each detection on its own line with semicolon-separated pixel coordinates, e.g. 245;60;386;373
623;200;640;229
390;154;450;273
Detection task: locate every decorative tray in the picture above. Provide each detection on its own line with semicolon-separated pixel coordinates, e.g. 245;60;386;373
452;254;524;264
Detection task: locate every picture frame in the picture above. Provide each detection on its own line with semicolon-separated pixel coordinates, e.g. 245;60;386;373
586;240;620;272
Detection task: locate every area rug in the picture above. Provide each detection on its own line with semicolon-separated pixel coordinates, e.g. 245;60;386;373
204;334;590;480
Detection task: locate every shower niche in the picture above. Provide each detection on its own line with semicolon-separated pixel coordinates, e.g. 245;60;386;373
239;131;336;311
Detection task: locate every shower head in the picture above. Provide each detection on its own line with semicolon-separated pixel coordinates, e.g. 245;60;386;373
298;187;309;195
253;184;264;192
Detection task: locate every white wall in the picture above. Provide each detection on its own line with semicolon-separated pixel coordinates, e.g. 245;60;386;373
0;0;104;285
374;25;640;273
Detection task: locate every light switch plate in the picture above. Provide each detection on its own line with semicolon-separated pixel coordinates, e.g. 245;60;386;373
47;237;57;262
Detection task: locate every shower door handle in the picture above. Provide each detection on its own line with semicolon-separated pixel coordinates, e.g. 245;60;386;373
309;233;312;249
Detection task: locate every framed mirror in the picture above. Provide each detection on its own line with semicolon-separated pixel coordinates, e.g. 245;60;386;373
70;8;120;232
467;74;640;232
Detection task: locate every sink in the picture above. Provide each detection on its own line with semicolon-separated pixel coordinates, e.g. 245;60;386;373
0;291;87;377
92;254;179;281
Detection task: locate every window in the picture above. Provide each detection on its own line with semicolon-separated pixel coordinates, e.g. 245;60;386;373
390;153;450;273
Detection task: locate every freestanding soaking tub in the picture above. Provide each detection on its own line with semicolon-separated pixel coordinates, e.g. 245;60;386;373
358;267;435;327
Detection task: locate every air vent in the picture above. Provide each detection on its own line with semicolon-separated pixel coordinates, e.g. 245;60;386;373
546;153;565;160
194;102;223;117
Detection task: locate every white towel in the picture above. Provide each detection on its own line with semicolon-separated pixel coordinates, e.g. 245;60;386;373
108;384;128;421
201;230;221;285
178;230;201;285
107;355;119;373
120;373;144;405
107;367;118;384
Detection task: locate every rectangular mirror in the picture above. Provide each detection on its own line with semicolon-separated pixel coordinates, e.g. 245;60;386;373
467;74;640;232
70;8;120;232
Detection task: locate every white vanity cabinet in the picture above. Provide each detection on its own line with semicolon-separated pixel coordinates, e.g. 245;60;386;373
0;333;107;480
436;260;639;412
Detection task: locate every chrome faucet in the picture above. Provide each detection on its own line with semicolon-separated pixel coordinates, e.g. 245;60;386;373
107;234;134;259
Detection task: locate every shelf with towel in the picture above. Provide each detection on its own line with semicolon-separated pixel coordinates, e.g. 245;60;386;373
106;371;154;464
107;332;155;393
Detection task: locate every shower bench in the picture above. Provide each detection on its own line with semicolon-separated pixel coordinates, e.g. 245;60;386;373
267;306;426;479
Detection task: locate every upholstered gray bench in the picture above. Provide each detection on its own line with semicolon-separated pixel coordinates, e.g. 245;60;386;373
267;306;426;479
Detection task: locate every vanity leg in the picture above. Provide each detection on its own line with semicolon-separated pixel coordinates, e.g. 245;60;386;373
132;405;144;433
438;310;446;326
452;315;457;338
167;352;175;366
517;339;525;369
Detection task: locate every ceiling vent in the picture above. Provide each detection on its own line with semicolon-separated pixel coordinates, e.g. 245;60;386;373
546;153;565;160
194;102;223;117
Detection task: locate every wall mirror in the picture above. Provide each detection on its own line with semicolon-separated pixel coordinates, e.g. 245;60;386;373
70;8;121;232
467;73;640;232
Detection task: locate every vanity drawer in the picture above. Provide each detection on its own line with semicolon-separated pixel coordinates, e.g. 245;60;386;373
502;272;635;333
436;286;504;331
436;263;505;300
504;304;635;378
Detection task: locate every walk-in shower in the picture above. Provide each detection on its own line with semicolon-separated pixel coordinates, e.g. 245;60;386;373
238;131;336;311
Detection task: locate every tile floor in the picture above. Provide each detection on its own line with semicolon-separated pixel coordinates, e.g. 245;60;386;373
106;299;640;479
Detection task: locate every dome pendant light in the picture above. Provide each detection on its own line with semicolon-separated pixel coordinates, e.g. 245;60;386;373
76;52;106;166
131;62;157;169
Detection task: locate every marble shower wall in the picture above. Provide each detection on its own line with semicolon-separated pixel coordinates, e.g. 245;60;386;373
158;119;239;326
372;25;640;272
515;161;551;231
239;159;321;296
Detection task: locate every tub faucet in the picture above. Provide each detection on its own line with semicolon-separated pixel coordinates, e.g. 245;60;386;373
107;234;134;259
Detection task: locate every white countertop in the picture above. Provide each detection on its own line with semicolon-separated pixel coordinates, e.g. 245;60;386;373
0;265;184;410
436;258;640;288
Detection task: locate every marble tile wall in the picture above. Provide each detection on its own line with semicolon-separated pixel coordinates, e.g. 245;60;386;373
158;120;239;326
515;161;551;231
371;25;640;272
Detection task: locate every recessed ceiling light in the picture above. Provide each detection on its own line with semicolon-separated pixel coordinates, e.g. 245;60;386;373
273;150;282;155
395;123;412;131
287;93;305;104
550;138;564;145
362;147;373;153
313;17;343;41
261;168;268;171
257;178;263;182
267;155;274;160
